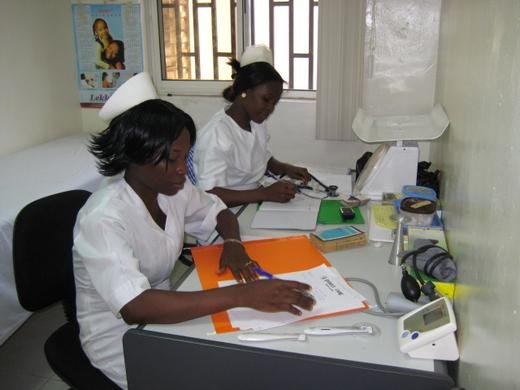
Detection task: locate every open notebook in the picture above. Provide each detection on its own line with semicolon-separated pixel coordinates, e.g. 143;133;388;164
250;193;321;230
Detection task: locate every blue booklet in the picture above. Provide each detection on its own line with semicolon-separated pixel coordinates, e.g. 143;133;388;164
312;226;363;241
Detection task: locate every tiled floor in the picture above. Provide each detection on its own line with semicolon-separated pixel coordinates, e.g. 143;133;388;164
0;260;192;390
0;304;68;390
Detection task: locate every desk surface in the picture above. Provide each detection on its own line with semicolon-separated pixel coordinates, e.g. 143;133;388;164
125;203;454;389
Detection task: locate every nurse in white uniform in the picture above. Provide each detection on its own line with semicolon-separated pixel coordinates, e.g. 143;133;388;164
194;45;311;207
73;73;315;389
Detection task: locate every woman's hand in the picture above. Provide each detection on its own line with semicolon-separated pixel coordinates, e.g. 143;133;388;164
284;164;311;184
218;241;259;283
261;180;297;203
237;279;316;316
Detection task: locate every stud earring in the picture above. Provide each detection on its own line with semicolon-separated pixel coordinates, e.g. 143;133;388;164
241;92;247;98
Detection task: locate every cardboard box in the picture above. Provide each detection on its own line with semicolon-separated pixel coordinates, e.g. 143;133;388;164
309;232;367;253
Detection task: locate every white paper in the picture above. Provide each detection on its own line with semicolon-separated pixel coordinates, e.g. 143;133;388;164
251;193;320;230
250;209;319;230
218;265;368;332
258;193;321;212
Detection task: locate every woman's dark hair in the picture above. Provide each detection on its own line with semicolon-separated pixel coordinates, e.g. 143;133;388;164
90;99;196;176
102;40;125;68
222;59;284;102
92;18;113;45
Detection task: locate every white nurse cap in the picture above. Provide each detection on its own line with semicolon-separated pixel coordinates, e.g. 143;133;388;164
99;72;158;122
240;45;274;67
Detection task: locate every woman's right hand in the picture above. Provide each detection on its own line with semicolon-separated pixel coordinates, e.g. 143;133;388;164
261;181;297;203
236;279;315;316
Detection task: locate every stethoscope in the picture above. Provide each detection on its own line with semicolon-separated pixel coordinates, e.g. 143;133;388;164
297;174;339;199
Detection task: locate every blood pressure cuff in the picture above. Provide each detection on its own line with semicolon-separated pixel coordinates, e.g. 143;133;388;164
402;239;457;282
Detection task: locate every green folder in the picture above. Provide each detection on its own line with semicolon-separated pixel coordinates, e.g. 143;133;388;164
317;200;365;225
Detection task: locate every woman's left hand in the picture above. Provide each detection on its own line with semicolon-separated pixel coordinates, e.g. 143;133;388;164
285;165;311;184
218;241;259;283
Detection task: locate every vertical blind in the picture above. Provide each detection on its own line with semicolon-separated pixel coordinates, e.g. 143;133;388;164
316;0;365;141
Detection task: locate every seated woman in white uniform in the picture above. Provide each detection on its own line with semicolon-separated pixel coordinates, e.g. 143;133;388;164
194;45;312;207
73;74;315;389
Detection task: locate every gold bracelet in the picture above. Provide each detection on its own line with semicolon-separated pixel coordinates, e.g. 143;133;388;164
224;238;244;247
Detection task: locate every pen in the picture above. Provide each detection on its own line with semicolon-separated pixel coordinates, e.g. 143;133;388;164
254;266;274;279
265;171;286;181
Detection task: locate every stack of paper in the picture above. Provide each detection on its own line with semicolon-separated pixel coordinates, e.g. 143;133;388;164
368;203;396;242
219;264;368;332
250;193;321;230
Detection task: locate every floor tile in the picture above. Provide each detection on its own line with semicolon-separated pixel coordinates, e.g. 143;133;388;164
0;369;49;390
0;304;66;386
39;378;70;390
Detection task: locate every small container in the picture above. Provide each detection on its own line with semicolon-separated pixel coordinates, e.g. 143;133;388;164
399;197;436;226
402;185;437;201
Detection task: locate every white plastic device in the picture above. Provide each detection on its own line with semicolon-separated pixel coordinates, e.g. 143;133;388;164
238;333;306;342
304;325;374;336
352;141;419;200
351;103;449;200
397;296;459;361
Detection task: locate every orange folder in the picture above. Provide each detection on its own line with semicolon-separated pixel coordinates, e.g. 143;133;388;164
192;235;335;333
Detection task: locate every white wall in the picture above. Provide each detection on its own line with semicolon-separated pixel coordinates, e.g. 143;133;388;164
82;97;431;173
432;1;520;389
0;0;82;156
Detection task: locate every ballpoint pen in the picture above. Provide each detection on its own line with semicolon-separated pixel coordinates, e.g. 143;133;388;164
254;266;274;279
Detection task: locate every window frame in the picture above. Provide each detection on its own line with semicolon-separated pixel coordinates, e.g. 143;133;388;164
143;0;316;99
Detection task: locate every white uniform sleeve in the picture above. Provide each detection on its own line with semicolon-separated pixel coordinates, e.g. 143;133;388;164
195;123;233;191
182;182;227;241
259;123;273;162
74;214;150;315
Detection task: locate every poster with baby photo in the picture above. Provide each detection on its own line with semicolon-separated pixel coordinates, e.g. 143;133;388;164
72;1;143;106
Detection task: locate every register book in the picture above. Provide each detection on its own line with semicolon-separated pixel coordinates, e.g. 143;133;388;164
250;193;320;230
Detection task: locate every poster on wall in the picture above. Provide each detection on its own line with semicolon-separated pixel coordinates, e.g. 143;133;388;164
71;1;143;107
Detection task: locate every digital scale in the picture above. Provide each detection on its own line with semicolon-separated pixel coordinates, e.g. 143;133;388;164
351;104;449;200
397;296;459;360
352;141;419;199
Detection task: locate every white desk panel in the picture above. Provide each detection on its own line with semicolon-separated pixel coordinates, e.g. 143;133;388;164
144;204;435;374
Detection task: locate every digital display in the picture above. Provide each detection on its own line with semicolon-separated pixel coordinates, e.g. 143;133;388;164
403;299;450;332
423;307;443;325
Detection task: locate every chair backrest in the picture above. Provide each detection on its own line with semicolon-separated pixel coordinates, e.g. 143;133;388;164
13;190;91;321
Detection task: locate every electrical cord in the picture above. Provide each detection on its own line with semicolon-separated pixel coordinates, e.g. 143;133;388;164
344;277;406;317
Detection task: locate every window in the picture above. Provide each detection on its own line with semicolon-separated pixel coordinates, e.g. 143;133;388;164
249;0;318;91
145;0;318;97
158;0;237;81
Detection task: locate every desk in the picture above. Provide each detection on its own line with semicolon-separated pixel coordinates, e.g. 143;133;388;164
123;204;454;389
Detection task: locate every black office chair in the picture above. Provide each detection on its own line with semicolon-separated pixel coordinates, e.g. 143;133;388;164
12;190;119;390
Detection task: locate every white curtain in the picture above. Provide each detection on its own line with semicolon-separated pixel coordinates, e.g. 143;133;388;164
316;0;365;141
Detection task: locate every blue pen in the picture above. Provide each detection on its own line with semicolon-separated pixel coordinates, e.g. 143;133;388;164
254;266;274;279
